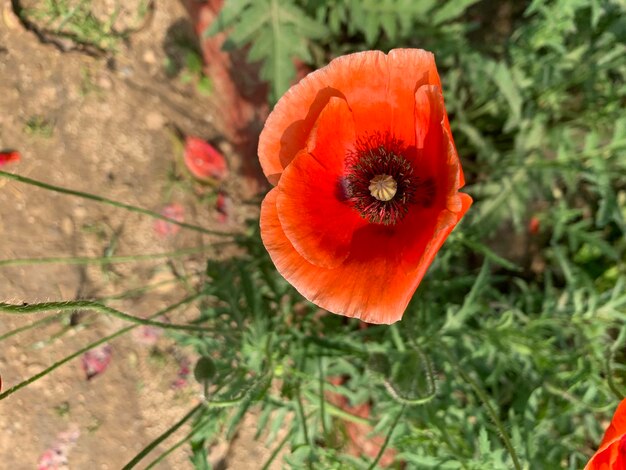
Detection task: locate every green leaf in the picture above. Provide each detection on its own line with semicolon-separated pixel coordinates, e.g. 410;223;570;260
206;0;328;103
432;0;481;25
489;61;523;129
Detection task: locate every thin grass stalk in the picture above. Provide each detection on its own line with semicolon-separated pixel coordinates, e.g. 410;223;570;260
446;351;523;470
0;245;218;268
0;315;61;342
366;404;406;470
122;403;204;469
261;430;292;470
0;300;212;332
0;170;234;237
0;294;201;400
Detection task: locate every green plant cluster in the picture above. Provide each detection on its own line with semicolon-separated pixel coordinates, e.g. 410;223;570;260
187;0;626;468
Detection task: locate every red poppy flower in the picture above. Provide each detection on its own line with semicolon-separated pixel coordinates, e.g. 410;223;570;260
184;136;228;182
258;49;472;324
586;399;626;469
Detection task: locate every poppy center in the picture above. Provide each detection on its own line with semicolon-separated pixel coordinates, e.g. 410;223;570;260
369;174;397;201
344;141;417;226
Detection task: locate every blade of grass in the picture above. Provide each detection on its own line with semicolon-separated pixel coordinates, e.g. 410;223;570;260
0;170;234;237
0;300;211;332
0;314;61;341
0;245;220;268
366;404;406;470
122;403;204;469
261;429;292;470
444;348;523;470
0;293;201;400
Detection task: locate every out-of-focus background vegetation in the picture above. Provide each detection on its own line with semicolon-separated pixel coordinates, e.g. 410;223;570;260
1;0;625;468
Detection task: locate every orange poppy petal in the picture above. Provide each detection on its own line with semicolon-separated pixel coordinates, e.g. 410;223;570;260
601;400;626;448
258;49;446;185
258;68;342;185
414;85;467;211
327;51;391;139
388;49;441;150
585;399;626;470
305;96;357;170
261;183;471;324
276;97;363;268
586;435;626;470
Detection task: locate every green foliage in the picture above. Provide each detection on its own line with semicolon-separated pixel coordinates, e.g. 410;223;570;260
206;0;330;103
18;0;151;52
185;0;626;468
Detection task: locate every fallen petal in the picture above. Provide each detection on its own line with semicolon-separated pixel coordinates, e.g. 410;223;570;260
132;325;163;346
38;425;79;470
184;136;228;182
216;191;232;223
154;203;185;238
81;344;112;380
0;150;21;166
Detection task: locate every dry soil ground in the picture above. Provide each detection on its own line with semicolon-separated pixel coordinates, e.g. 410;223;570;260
0;1;275;468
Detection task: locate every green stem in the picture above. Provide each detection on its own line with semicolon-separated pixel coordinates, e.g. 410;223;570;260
143;429;194;470
98;273;197;301
304;391;372;426
122;403;203;469
446;352;523;470
318;357;328;436
389;324;406;352
0;294;200;400
261;430;292;470
0;245;218;268
0;315;61;341
366;404;406;470
0;300;211;332
606;325;626;399
0;170;234;237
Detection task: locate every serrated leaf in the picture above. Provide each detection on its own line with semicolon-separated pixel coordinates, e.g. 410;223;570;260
432;0;481;25
490;61;523;128
478;427;491;455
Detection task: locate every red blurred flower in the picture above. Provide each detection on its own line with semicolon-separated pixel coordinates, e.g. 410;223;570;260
586;399;626;469
184;136;228;182
154;203;185;238
0;150;20;166
529;216;540;235
258;49;472;324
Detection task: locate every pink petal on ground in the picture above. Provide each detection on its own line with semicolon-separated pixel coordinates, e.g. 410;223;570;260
132;325;163;346
38;425;79;470
0;150;20;166
154;203;185;238
184;136;228;182
171;357;191;390
81;344;112;380
216;191;232;223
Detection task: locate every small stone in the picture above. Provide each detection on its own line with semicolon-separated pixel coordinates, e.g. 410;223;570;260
142;50;157;65
97;75;113;90
73;206;87;218
145;111;164;130
3;3;20;30
61;217;73;236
